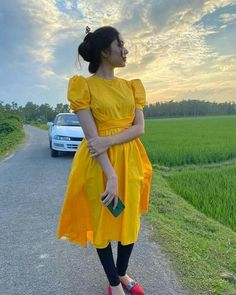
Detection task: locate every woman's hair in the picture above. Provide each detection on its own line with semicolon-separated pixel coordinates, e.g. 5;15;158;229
78;26;120;73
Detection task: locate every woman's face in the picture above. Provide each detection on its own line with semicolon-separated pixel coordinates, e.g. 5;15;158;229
103;35;129;68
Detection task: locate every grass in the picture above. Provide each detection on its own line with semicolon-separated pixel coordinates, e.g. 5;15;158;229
142;115;236;167
0;130;25;161
140;115;236;294
0;114;25;161
164;165;236;232
29;121;48;130
145;170;236;295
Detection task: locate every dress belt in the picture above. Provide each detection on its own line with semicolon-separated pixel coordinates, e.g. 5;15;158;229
96;118;133;131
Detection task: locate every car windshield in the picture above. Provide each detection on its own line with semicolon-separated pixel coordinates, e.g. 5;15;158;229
55;114;81;126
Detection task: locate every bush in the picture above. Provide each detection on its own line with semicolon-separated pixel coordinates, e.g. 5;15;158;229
0;121;15;134
0;113;23;135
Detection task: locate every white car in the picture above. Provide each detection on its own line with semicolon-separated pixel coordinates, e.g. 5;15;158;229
47;113;85;157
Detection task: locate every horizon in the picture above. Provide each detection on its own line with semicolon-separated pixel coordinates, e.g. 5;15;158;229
2;97;236;109
0;1;235;107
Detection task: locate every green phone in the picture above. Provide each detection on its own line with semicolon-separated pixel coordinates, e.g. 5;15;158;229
102;195;125;217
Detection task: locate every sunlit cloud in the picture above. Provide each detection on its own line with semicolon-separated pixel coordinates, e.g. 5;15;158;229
0;0;235;106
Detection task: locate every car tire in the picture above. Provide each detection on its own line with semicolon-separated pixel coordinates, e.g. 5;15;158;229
51;148;59;157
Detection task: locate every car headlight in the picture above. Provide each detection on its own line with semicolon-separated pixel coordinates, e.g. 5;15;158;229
54;135;71;141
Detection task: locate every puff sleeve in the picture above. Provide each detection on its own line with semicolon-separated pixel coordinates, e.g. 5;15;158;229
67;75;91;112
130;79;146;110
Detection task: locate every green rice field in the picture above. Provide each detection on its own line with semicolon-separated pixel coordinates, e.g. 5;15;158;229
143;115;236;167
142;115;236;294
143;115;236;232
165;165;236;232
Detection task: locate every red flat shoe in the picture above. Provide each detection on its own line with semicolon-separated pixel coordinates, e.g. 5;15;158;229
121;280;144;295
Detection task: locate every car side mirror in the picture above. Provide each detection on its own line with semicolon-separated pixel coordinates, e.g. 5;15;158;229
47;122;53;127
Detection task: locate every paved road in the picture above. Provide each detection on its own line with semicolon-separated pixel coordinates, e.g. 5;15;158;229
0;125;191;295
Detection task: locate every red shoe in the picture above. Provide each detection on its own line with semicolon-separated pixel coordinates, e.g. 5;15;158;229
121;280;144;295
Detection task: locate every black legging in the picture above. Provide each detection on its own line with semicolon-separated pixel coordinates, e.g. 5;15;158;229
96;241;134;286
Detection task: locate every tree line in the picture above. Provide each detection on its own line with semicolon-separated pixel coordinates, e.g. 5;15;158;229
0;99;235;123
145;99;236;118
0;101;70;123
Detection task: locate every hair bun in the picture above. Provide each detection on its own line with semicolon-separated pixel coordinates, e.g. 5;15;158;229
84;32;93;42
78;27;94;62
78;37;92;62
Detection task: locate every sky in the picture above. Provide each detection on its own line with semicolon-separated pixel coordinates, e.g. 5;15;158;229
0;0;236;107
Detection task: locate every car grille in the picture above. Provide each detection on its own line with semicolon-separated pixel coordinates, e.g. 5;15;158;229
70;137;84;141
67;144;78;149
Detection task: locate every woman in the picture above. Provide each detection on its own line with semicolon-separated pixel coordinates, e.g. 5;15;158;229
57;26;153;295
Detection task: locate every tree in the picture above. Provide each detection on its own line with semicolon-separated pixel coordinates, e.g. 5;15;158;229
23;102;39;123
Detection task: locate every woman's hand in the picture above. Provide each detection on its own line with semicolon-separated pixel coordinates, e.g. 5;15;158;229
87;136;112;157
101;175;118;210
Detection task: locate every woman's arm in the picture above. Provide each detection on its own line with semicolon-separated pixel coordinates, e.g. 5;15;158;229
75;109;116;178
80;108;144;158
108;109;145;145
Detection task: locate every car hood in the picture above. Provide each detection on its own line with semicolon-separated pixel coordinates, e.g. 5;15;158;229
51;125;84;137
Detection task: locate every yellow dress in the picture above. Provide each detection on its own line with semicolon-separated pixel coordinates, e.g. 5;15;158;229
56;75;153;249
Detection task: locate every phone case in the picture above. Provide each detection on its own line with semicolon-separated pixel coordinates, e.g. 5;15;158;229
102;195;125;217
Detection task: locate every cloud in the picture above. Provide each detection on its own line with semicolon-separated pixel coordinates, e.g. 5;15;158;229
219;12;236;24
0;0;236;106
115;0;236;102
34;84;49;90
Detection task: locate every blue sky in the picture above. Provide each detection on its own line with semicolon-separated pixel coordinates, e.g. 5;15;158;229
0;0;235;107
